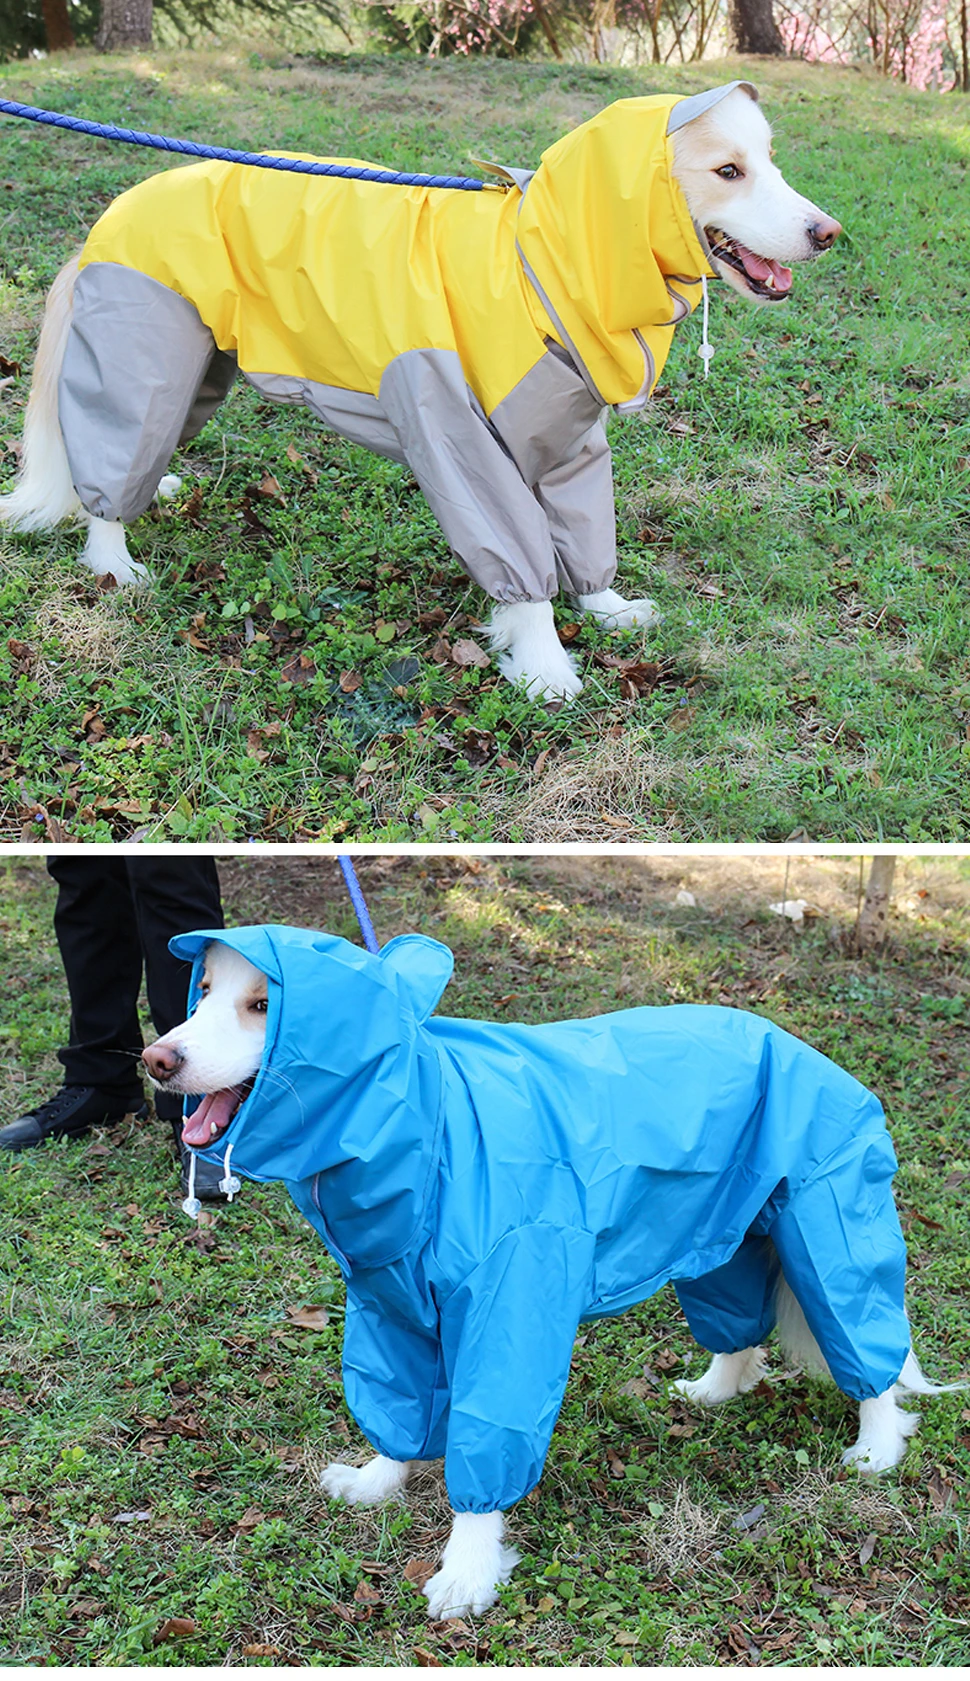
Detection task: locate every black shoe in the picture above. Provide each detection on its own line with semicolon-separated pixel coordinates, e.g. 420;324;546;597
0;1085;147;1152
167;1117;235;1205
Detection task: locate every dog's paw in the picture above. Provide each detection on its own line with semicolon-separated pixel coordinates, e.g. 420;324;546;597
578;589;661;631
488;601;584;703
497;647;583;703
423;1543;520;1621
156;474;182;501
90;558;150;588
319;1455;409;1506
576;587;661;630
842;1408;920;1474
674;1346;768;1405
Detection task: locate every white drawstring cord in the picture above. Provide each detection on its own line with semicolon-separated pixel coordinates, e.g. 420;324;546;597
698;275;714;379
220;1141;241;1201
182;1147;200;1221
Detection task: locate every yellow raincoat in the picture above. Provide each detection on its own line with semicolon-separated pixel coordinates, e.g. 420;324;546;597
62;86;742;601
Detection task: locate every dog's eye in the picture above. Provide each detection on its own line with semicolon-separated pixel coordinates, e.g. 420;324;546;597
251;998;268;1014
715;164;742;181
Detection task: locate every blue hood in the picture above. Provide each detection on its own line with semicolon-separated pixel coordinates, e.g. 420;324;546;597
169;925;452;1269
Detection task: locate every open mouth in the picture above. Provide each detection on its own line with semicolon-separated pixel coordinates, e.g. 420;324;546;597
705;228;793;301
181;1077;255;1148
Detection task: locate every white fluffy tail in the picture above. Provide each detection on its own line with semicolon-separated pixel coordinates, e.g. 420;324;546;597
895;1350;967;1396
774;1273;832;1379
0;256;82;532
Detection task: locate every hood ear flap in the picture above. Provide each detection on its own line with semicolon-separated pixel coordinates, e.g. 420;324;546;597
378;934;455;1023
666;81;759;135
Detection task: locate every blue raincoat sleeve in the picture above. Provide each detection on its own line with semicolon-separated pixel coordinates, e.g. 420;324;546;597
342;1288;451;1464
436;1222;597;1513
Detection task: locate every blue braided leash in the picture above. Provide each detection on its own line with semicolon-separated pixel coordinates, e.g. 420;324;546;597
0;96;487;190
338;856;381;954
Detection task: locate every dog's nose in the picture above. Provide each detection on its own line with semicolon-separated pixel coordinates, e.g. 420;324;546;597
143;1042;183;1082
809;216;842;250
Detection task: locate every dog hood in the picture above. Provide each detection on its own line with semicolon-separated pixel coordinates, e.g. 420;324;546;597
515;91;720;407
169;925;453;1270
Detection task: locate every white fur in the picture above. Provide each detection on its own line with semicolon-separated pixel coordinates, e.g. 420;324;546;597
320;1454;411;1505
671;87;841;300
576;587;661;630
81;517;147;586
143;941;267;1097
0;257;82;531
487;600;582;702
423;1512;520;1620
673;1345;768;1403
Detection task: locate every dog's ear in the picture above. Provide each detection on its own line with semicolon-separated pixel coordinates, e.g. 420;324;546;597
378;934;455;1023
667;81;759;135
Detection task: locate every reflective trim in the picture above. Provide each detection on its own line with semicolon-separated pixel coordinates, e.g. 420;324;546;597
666;80;759;134
515;239;607;408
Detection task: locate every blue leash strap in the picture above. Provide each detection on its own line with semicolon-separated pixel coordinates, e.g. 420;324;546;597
0;96;487;190
338;856;380;954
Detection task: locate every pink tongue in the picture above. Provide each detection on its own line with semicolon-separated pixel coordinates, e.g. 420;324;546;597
181;1088;239;1147
737;243;793;293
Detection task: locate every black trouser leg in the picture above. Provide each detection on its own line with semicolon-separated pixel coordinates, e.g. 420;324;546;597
126;859;224;1123
47;858;224;1105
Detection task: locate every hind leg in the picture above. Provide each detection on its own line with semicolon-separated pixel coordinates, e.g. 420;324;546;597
81;517;147;586
575;587;661;630
842;1388;919;1473
320;1454;411;1505
674;1346;769;1405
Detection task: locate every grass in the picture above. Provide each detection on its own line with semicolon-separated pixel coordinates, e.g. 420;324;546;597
0;47;968;841
1;852;968;1664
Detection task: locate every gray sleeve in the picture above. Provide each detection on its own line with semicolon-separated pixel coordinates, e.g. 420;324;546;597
533;418;618;598
378;347;559;604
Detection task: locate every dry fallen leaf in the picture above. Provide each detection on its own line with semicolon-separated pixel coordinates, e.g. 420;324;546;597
404;1556;436;1589
450;637;489;668
280;652;317;686
243;1644;280;1657
233;1507;267;1533
153;1617;196;1644
285;1304;329;1330
257;472;285;502
339;669;363;693
353;1579;382;1604
859;1531;878;1567
414;1648;443;1667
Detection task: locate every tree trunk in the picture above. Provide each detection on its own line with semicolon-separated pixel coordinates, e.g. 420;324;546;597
727;0;784;53
43;0;76;50
95;0;154;49
854;855;896;952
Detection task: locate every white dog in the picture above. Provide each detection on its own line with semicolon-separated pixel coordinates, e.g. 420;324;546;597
143;936;961;1623
1;84;839;701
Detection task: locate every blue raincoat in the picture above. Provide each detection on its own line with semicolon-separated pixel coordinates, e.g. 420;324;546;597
170;925;911;1513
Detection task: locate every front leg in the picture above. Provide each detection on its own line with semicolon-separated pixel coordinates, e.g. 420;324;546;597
575;587;660;630
320;1453;411;1505
423;1511;520;1620
487;600;583;702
